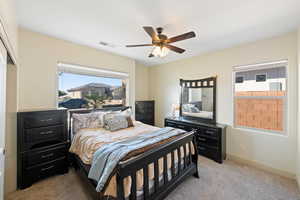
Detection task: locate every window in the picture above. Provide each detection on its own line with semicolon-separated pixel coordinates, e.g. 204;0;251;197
233;61;287;134
256;74;266;82
235;76;244;83
57;63;128;109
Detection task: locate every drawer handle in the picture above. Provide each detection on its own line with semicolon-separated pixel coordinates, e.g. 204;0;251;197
198;137;206;142
41;165;54;171
40;118;53;122
199;146;206;151
206;130;215;135
41;153;54;158
40;131;54;135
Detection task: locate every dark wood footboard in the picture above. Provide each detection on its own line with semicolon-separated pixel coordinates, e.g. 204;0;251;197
115;131;199;200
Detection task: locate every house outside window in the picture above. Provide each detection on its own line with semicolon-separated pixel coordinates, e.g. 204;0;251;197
235;76;244;83
57;63;128;109
233;61;287;134
255;74;267;82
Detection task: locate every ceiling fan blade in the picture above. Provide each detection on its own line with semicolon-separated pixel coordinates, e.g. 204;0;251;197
164;44;185;53
167;31;196;43
143;26;159;41
126;44;153;47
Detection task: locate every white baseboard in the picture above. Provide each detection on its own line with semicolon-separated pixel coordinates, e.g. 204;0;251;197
227;154;295;180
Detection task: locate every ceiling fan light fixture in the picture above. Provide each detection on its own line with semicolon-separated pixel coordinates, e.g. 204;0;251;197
151;46;169;57
126;26;196;58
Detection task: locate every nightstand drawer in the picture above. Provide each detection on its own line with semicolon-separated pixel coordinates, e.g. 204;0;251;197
22;158;68;188
25;125;64;144
24;145;68;167
24;112;64;128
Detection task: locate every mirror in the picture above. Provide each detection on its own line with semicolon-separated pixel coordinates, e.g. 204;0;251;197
182;88;214;119
180;77;216;122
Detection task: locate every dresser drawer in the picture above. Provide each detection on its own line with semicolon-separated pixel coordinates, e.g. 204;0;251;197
24;145;67;167
199;127;218;138
165;121;193;131
23;112;64;128
196;135;219;148
197;145;218;160
23;158;68;187
25;125;65;144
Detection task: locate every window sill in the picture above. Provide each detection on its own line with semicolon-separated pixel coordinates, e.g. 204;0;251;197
233;126;287;137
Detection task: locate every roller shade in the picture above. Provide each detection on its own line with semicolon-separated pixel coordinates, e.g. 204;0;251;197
233;60;288;72
57;62;129;79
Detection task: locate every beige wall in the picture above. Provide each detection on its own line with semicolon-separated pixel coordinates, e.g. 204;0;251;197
18;28;136;111
135;62;150;101
6;27;139;194
5;63;17;195
0;0;18;63
149;32;298;175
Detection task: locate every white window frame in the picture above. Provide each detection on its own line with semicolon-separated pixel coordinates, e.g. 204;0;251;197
232;60;288;135
56;62;130;109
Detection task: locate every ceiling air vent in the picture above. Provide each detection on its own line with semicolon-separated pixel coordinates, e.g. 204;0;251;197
99;41;116;48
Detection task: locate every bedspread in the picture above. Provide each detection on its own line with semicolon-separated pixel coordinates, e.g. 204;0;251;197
69;121;195;197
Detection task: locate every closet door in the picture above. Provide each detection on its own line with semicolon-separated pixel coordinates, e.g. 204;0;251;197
0;42;7;200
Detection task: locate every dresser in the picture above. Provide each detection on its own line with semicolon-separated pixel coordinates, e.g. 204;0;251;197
135;100;155;126
17;109;69;189
165;117;226;163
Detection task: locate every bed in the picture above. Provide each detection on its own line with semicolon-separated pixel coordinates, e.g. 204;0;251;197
68;107;199;200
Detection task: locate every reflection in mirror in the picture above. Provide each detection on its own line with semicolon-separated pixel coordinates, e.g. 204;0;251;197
182;87;213;119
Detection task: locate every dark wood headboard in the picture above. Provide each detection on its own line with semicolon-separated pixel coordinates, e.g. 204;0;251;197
68;106;131;138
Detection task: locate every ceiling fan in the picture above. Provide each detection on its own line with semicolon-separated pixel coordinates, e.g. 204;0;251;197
126;26;196;58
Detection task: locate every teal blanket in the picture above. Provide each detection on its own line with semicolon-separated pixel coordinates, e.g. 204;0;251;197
88;127;185;192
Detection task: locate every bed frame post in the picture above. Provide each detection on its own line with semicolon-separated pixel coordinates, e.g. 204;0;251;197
192;134;199;178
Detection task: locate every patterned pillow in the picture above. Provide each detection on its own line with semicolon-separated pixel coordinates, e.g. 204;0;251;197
103;108;132;121
72;111;106;134
104;115;129;131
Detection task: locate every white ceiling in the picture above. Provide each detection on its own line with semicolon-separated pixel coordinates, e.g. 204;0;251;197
16;0;300;66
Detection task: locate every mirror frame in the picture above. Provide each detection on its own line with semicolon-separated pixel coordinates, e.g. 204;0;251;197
180;76;217;123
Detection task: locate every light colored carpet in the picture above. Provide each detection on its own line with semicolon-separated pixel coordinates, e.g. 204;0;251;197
7;156;300;200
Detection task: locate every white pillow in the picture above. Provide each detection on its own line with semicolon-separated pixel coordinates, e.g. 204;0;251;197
72;111;106;134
